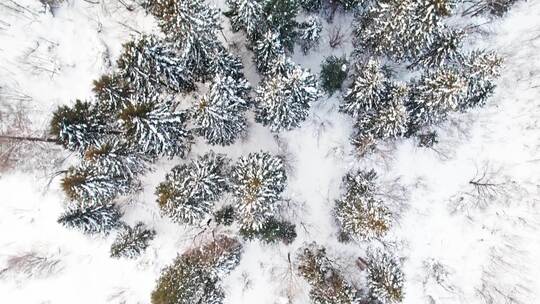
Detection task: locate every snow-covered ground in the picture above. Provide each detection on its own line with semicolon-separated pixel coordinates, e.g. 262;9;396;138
1;0;539;303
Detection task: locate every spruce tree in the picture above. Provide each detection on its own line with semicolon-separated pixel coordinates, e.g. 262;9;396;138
254;60;320;132
118;95;192;158
92;74;131;112
225;0;264;39
110;222;156;259
50;100;108;152
341;60;388;118
335;169;392;241
320;55;348;95
116;35;195;95
354;84;409;140
253;30;285;74
231;152;287;230
82;138;149;179
410;28;465;69
407;68;467;130
156;152;229;225
147;0;221;79
263;0;300;52
297;243;360;304
61;164;132;205
208;45;246;80
192;74;250;146
151;236;242;304
367;250;405;304
460;50;503;110
239;217;297;244
57;204;122;235
297;16;322;54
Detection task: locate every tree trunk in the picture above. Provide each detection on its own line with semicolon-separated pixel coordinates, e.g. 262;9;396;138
0;135;57;143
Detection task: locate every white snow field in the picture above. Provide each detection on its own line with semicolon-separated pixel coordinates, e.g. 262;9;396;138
0;0;539;303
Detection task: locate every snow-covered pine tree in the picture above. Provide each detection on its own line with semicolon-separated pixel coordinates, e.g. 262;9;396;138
407;67;467;131
297;16;322;54
116;35;195;95
192;74;250;146
410;28;465;69
460;50;503;110
254;60;320;132
50;100;108;152
354;84;409;140
263;0;300;52
341;59;388;118
118;94;192;158
225;0;264;39
354;0;456;61
151;235;242;304
92;74;131;112
231;152;287;230
462;0;519;17
83;138;149;179
320;55;348;95
367;250;405;304
208;45;246;80
61;163;132;206
253;30;285;74
147;0;221;80
110;222;156;258
57;203;122;235
335;169;392;240
156;152;229;225
297;243;360;303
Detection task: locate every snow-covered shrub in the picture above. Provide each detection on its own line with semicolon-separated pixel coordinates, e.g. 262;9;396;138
110;222;156;259
320;55;348;95
57;204;122;235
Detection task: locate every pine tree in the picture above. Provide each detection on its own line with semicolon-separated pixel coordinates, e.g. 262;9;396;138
410;28;465;69
151;236;242;304
192;74;250;146
239;217;297;244
460;50;503;110
110;222;156;258
297;243;360;304
57;204;122;235
156;152;229;225
225;0;264;39
253;30;285;74
92;74;131;112
254;61;320;132
354;0;456;61
50;100;108;152
61;163;132;205
407;67;467;130
263;0;300;51
82;138;149;179
208;45;246;80
118;95;192;158
335;169;392;240
116;35;195;95
354;84;409;140
231;152;287;230
147;0;221;79
341;60;388;118
320;55;348;95
367;250;404;304
297;16;322;54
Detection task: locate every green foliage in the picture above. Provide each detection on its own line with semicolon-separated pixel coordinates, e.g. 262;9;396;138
320;55;348;95
239;217;297;244
151;236;242;304
110;222;156;258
